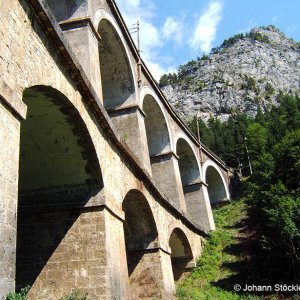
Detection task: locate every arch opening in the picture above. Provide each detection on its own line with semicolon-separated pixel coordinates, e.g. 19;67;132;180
16;86;104;297
98;19;135;111
205;165;228;204
143;95;171;157
176;138;200;187
176;138;211;227
169;228;193;281
122;190;162;298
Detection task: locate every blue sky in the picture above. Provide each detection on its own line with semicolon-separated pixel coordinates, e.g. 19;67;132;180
115;0;300;80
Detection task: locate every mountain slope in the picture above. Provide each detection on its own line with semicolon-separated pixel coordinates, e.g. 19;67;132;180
160;25;300;121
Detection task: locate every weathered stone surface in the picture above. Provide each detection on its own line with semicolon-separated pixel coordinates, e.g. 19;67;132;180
162;25;300;121
0;0;233;299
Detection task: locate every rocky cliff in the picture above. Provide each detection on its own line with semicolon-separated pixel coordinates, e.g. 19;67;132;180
160;25;300;122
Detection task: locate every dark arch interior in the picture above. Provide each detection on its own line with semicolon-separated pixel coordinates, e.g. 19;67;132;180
98;19;135;111
123;190;158;272
143;95;170;157
177;138;205;224
46;0;86;22
122;190;162;298
206;166;227;204
169;228;193;281
16;85;103;291
177;138;200;187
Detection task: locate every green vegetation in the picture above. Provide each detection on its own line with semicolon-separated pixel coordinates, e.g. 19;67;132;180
198;54;209;61
5;288;88;300
188;94;300;170
189;112;252;169
6;286;30;300
249;31;270;44
60;290;89;300
194;80;206;91
177;199;262;299
159;27;274;88
219;33;247;49
246;128;300;283
159;72;178;87
241;75;258;92
265;82;275;95
182;93;300;298
212;30;270;54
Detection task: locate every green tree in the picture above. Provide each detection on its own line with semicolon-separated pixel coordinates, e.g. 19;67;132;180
246;122;268;162
159;74;169;87
273;130;300;194
266;94;300;147
187;116;214;148
207;117;226;157
255;106;266;126
258;183;300;281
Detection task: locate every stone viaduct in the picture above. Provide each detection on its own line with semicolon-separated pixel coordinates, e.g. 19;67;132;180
0;0;232;299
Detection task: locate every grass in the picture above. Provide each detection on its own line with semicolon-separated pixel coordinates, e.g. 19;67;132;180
176;199;273;300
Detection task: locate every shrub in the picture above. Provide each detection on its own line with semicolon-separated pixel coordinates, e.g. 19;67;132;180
249;31;270;43
60;290;89;300
6;286;30;300
220;33;246;49
265;82;275;95
241;75;257;92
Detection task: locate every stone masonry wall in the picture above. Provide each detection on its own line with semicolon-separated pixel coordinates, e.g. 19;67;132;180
0;100;20;298
16;208;107;300
0;0;208;298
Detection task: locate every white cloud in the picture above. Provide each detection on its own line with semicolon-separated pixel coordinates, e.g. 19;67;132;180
162;17;183;44
189;1;223;53
140;20;163;51
126;0;140;8
116;0;166;79
116;0;160;51
144;58;176;81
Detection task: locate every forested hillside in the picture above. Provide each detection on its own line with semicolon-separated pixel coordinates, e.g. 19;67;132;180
159;22;300;300
177;93;300;299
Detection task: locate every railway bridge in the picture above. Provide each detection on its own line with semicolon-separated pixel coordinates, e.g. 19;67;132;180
0;0;232;299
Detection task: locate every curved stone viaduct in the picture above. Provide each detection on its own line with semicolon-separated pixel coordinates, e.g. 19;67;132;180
0;0;232;299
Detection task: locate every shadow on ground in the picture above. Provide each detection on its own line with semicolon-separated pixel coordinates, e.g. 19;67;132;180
211;209;299;299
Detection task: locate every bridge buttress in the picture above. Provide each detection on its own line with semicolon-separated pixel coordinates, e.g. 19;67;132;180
150;152;186;212
60;18;103;100
183;182;215;230
0;97;21;298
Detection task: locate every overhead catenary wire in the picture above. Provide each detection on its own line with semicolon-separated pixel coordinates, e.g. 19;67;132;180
120;0;134;25
118;0;142;86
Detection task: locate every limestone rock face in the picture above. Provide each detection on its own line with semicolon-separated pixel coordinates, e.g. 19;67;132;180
161;26;300;122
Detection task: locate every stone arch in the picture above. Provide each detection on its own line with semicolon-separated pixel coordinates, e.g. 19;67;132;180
123;189;158;252
122;189;164;299
142;90;172;157
16;85;104;299
176;137;201;187
203;160;230;205
169;228;194;281
175;136;214;230
98;14;136;111
140;88;189;210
